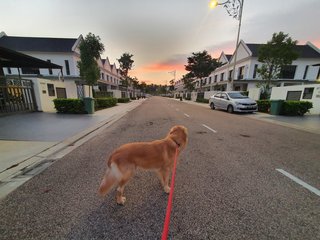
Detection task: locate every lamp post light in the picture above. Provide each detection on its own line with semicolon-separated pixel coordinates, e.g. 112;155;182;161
209;0;244;91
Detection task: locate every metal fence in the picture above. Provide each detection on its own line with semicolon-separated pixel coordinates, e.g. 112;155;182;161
0;77;37;114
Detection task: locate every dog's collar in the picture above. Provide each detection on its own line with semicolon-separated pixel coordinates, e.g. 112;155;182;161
172;139;181;147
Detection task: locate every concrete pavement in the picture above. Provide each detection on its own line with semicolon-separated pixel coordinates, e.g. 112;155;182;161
0;99;145;199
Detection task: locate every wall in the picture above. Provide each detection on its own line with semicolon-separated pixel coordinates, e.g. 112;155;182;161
248;88;261;100
204;91;217;99
30;78;90;112
270;84;320;114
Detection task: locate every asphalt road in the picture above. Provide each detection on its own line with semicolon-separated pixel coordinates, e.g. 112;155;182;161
0;97;319;240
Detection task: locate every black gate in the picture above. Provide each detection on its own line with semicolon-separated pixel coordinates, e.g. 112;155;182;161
0;78;37;114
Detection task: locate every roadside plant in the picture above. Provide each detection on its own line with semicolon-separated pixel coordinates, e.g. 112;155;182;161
118;53;134;95
77;33;105;97
185;50;220;92
257;32;298;99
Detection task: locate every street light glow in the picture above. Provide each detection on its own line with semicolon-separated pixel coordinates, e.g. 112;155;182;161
209;0;218;9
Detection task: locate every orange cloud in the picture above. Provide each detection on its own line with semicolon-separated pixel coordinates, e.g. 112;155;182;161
141;63;186;72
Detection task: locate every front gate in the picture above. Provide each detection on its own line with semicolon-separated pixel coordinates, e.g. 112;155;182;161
0;78;37;114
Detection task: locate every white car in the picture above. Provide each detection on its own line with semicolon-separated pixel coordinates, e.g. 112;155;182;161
209;91;257;113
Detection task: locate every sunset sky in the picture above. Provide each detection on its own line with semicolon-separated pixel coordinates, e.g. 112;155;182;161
1;0;319;85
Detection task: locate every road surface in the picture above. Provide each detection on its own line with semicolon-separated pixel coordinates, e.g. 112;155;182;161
0;97;319;239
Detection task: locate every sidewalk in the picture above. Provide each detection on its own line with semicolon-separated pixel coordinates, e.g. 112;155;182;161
0;99;144;199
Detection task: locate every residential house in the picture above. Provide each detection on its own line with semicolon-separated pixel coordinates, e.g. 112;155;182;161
0;32;125;111
194;40;320;92
0;46;62;114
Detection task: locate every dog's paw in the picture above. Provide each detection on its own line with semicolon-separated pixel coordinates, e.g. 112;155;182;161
164;186;171;194
117;196;126;205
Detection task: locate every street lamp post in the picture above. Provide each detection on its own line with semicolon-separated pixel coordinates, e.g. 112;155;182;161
210;0;244;91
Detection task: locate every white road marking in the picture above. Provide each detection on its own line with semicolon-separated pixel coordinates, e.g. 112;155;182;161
184;113;190;118
202;124;217;133
276;169;320;197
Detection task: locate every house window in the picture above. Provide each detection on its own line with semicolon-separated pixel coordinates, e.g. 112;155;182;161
209;77;212;84
280;65;297;79
302;88;314;99
220;72;224;81
303;65;309;80
286;91;301;101
56;87;67;98
203;78;207;85
253;64;258;79
101;73;105;80
238;66;245;79
7;67;12;74
317;67;320;79
228;70;233;80
65;60;70;75
214;75;218;82
21;68;40;74
47;60;53;75
47;84;55;96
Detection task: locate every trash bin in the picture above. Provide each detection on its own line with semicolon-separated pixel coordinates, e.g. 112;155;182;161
84;97;95;114
270;100;284;115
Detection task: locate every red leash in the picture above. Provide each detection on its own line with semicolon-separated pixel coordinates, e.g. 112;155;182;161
161;147;179;240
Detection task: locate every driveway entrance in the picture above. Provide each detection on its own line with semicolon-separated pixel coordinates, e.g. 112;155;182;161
0;78;37;115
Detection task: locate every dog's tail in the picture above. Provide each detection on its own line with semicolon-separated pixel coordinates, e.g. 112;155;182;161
98;163;122;196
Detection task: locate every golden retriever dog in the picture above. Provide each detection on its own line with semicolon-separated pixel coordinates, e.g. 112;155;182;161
98;125;188;205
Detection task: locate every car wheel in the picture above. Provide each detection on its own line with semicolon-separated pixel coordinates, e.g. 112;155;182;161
227;105;234;113
210;102;215;110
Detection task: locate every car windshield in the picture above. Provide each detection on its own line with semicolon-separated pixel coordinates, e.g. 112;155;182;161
228;92;248;99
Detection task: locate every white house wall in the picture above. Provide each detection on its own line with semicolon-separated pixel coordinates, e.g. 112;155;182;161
270;84;320;114
230;43;251;65
33;78;90;112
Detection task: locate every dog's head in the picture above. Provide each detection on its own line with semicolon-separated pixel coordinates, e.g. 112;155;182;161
168;125;188;151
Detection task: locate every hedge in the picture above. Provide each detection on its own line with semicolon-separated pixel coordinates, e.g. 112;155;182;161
95;97;117;110
53;98;85;114
281;101;313;116
196;98;209;104
117;97;130;103
256;100;313;116
257;100;270;113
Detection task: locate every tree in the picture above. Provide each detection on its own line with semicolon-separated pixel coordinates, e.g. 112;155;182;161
169;79;175;91
77;33;105;97
182;72;195;92
118;53;134;95
139;81;147;93
257;31;298;99
185;50;220;92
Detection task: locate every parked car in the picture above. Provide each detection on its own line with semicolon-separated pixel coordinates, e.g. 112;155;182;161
209;91;257;113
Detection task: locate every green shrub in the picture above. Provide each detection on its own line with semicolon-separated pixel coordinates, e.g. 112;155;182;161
117;97;130;103
196;98;209;103
242;91;249;96
281;101;313;116
95;97;117;110
53;98;85;114
257;100;270;113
